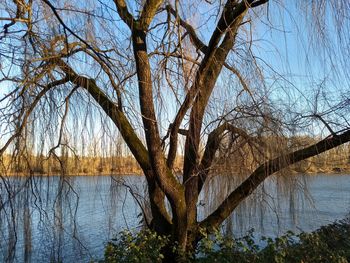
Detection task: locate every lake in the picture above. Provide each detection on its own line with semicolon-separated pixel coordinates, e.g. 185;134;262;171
0;174;349;262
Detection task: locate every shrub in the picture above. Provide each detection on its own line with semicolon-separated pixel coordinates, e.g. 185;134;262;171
103;229;170;263
197;218;350;263
102;218;350;263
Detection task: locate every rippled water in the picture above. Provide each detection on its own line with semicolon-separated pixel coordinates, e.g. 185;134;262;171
0;174;349;262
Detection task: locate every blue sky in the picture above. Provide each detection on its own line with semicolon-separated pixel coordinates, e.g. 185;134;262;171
0;0;349;155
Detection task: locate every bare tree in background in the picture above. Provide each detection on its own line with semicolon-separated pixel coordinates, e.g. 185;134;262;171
1;0;350;261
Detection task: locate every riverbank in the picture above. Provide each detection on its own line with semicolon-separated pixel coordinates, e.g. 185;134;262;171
2;145;349;177
3;169;350;177
196;217;350;263
102;217;350;262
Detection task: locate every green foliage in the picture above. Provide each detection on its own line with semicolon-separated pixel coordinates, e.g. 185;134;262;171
196;218;350;263
102;218;350;263
195;228;259;263
103;229;170;263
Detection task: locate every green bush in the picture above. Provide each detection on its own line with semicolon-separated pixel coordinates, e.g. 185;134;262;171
102;218;350;263
103;229;170;263
196;218;350;263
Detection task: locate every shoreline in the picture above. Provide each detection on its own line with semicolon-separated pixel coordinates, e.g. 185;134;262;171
1;169;350;177
1;172;143;177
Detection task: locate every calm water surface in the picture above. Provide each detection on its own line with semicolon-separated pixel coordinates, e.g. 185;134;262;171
0;174;349;262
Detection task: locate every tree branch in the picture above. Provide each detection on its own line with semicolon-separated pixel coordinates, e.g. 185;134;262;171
54;58;173;227
113;0;134;28
131;27;185;224
183;9;247;183
83;49;124;110
200;129;350;230
54;59;151;171
198;122;262;192
313;114;336;136
169;0;255;172
0;76;70;156
41;0;112;72
1;0;28;39
166;5;207;53
139;0;164;30
250;0;269;8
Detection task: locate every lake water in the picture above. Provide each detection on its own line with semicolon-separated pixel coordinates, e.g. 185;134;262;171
0;174;349;262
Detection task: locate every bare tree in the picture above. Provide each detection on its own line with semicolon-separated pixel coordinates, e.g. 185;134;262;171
1;0;350;261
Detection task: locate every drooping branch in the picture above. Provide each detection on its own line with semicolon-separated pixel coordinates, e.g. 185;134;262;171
165;5;207;53
83;49;124;110
223;63;254;98
1;0;29;39
41;0;112;70
54;59;172;227
47;85;79;158
198;122;262;192
313;114;337;136
182;0;270;180
200;129;350;230
183;7;247;182
54;59;151;171
167;0;255;170
0;76;70;156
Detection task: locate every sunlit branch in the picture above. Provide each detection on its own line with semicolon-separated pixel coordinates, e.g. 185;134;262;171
53;59;151;172
113;0;134;28
166;5;206;53
169;0;256;172
1;0;29;38
47;85;79;157
200;128;350;230
131;25;185;222
183;8;247;183
139;0;164;30
41;0;112;71
198;122;263;192
0;76;70;156
83;49;124;110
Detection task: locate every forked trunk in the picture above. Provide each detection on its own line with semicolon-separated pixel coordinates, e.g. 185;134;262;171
157;224;199;263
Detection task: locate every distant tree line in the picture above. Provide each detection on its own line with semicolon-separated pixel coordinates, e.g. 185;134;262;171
1;135;348;176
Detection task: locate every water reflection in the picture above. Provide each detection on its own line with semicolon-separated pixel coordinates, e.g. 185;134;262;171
0;174;349;262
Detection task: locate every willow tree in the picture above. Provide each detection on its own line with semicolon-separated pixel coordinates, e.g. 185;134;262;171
1;0;350;261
